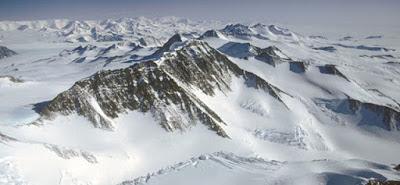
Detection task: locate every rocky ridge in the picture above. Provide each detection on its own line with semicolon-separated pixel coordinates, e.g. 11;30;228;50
39;38;287;137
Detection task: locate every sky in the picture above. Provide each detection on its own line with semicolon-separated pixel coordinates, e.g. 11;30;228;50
0;0;399;34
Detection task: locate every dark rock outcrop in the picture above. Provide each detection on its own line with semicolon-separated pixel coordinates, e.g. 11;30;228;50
334;44;395;52
59;45;98;56
0;46;17;59
347;99;400;131
318;64;350;81
200;30;221;39
267;25;293;37
394;164;400;171
218;42;258;59
312;46;336;52
218;42;291;66
289;61;308;73
339;36;353;41
41;60;229;137
309;35;327;40
255;46;290;66
0;132;17;143
365;35;383;40
144;34;185;60
0;75;24;83
367;180;400;185
221;24;254;39
220;23;273;40
40;39;286;138
96;33;124;42
360;55;395;59
163;41;285;99
317;98;400;131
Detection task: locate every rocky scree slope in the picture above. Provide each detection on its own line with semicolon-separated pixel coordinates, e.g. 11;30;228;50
38;39;287;137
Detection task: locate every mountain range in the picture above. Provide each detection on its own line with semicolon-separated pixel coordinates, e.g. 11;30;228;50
0;17;399;185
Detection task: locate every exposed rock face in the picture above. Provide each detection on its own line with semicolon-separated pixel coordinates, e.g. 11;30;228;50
58;43;141;66
221;24;254;39
201;23;300;42
0;132;17;143
254;46;290;66
360;54;395;59
200;30;221;39
218;42;258;59
347;99;400;131
334;44;395;52
318;64;350;81
309;35;327;40
218;42;291;66
289;61;308;73
367;180;400;185
339;36;353;41
138;36;163;47
267;25;293;37
138;38;148;46
312;46;336;52
220;24;270;40
161;41;285;99
317;98;400;131
59;45;98;56
96;33;124;42
144;34;186;60
0;75;24;83
394;164;400;171
44;144;98;163
41;61;229;137
0;46;17;59
40;39;286;137
155;34;184;54
365;35;383;39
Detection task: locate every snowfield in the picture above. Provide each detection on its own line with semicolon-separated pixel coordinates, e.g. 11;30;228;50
0;17;399;185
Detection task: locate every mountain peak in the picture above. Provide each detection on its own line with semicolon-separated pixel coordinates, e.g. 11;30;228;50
165;33;185;46
38;37;288;138
221;24;253;38
148;33;187;59
267;25;293;37
40;44;232;137
218;42;258;59
200;29;223;39
251;23;267;28
218;42;290;66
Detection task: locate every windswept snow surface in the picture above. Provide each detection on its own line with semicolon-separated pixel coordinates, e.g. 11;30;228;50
0;17;400;185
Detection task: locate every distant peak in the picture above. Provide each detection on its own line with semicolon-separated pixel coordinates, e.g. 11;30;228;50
159;33;186;51
147;33;192;59
222;24;251;33
168;33;185;43
200;29;224;39
251;23;267;28
267;25;293;37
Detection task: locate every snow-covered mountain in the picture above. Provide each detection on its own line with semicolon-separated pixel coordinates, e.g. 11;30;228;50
0;17;400;185
201;23;302;43
0;17;221;45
